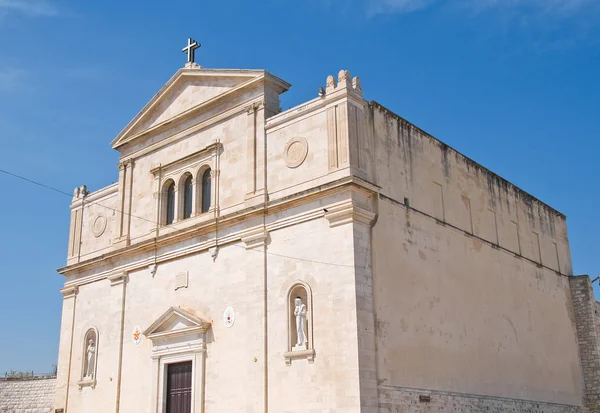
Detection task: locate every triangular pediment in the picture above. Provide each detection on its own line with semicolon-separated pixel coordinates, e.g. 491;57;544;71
143;306;210;340
111;68;290;150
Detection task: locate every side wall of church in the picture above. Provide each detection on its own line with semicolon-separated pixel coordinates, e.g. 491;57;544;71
366;103;583;410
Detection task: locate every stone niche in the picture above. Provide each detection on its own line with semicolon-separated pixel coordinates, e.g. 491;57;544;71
284;281;315;365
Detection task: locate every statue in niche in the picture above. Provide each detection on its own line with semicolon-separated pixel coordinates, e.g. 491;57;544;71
294;297;307;349
84;337;96;378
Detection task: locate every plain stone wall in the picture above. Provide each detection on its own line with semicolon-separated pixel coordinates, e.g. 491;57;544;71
0;377;56;413
368;101;583;408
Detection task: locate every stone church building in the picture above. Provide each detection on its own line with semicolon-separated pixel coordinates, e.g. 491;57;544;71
54;42;600;413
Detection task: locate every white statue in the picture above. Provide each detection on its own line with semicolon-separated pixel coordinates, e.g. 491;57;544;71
294;297;307;348
85;338;96;378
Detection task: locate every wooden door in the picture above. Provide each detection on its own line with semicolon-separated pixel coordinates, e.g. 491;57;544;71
166;361;192;413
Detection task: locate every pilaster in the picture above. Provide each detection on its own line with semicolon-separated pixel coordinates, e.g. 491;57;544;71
54;285;78;412
245;101;267;208
115;159;134;247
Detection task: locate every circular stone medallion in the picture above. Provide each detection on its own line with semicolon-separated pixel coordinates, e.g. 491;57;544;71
92;214;107;238
223;307;235;328
283;137;309;168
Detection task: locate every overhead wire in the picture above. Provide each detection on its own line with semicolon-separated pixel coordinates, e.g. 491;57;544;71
0;167;361;269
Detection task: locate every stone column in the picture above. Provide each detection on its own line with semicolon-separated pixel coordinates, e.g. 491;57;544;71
54;285;78;412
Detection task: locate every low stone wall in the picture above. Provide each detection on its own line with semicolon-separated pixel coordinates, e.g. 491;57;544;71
0;377;56;413
379;385;581;413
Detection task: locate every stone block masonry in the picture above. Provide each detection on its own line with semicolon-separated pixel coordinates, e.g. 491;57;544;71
379;385;581;413
570;275;600;408
0;377;56;413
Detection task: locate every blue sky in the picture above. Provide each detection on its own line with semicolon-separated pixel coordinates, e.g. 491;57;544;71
0;0;598;373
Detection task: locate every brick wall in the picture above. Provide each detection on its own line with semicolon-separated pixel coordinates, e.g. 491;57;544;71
0;377;56;413
379;385;580;413
570;275;600;408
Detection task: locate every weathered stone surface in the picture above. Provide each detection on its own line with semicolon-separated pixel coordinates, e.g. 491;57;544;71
379;386;581;413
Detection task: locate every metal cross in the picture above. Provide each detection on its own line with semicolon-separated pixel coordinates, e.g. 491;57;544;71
182;38;201;64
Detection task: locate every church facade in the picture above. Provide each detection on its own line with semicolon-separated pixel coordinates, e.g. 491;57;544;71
54;48;592;413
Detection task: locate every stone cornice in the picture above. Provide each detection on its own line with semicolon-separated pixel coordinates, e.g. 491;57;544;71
57;176;381;280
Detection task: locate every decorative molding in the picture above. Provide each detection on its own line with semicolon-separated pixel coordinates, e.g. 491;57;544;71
283;137;309;169
107;272;128;287
92;213;108;238
241;227;268;249
324;200;376;228
60;285;79;299
284;349;315;366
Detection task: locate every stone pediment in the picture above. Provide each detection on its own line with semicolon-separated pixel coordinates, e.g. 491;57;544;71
143;306;210;340
111;68;290;150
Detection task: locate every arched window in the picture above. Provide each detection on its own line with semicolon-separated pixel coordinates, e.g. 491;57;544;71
201;168;211;213
183;175;193;219
166;182;176;225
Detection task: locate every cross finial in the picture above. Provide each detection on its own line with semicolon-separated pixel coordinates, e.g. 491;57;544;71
182;38;201;66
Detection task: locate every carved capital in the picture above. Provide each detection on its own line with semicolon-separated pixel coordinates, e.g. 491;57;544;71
246;101;265;114
324;200;376;228
107;272;128;287
241;227;268;249
61;285;79;299
118;158;135;170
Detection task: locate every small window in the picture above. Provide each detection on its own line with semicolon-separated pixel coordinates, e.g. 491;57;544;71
183;175;193;219
201;169;211;213
166;182;176;225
